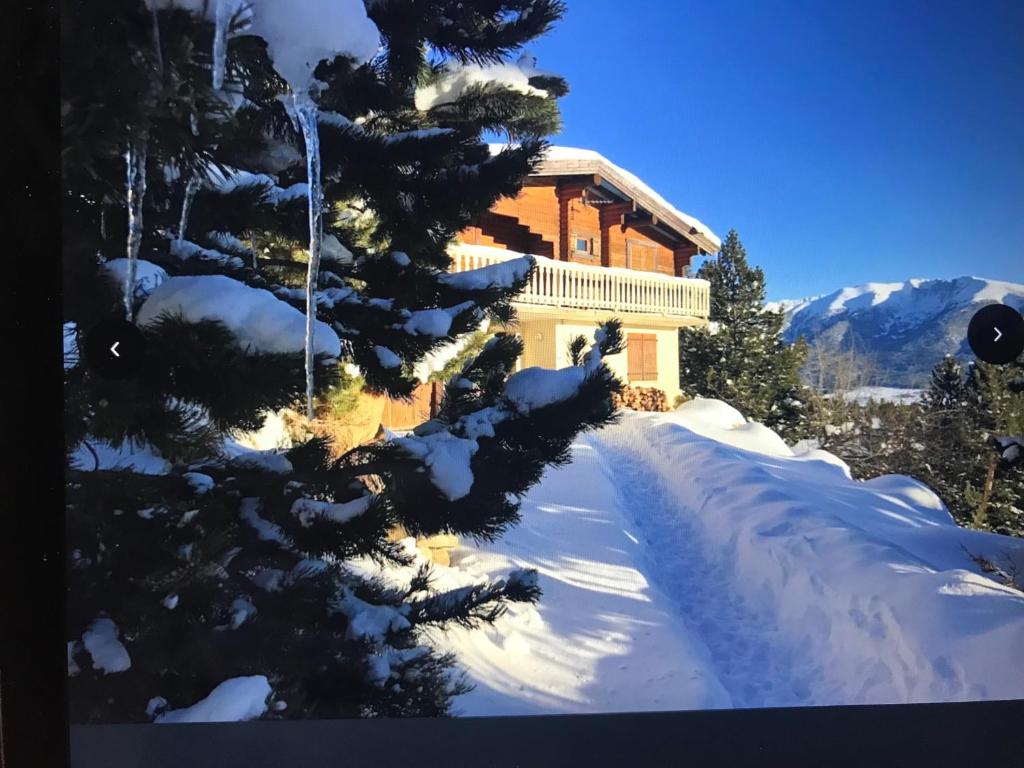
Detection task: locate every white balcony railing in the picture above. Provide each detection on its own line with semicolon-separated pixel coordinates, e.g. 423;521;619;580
449;244;710;319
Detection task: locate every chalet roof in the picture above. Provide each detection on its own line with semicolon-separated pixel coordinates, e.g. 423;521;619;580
489;144;722;253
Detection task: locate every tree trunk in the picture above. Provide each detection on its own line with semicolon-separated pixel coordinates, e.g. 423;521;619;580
973;452;998;528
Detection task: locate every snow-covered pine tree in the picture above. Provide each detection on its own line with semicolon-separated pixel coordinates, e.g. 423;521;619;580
678;229;808;439
64;0;625;722
912;355;1023;535
961;361;1024;535
917;356;971;506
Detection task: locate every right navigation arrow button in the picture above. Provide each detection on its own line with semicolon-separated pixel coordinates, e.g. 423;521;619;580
967;304;1024;365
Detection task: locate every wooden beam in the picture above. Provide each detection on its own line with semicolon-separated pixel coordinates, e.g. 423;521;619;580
620;210;657;230
599;201;636;219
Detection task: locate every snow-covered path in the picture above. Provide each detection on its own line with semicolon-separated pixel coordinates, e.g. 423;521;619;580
595;435;821;707
424;436;732;715
424;400;1024;716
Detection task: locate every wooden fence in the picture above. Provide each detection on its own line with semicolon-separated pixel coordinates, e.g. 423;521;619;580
380;381;443;431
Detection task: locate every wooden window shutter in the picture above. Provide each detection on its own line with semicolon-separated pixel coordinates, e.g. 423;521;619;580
627;335;643;378
627;334;658;380
643;335;658;379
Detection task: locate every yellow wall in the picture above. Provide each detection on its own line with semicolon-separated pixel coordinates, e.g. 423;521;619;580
532;320;682;400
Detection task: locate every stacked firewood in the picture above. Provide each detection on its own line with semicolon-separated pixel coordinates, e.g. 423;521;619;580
612;386;670;412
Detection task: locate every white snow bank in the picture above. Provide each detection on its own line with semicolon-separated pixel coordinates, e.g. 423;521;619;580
138;275;341;358
420;401;1023;715
155;676;271;724
665;398;799;460
423;441;732;715
598;406;1024;705
842;387;925;406
82;617;131;674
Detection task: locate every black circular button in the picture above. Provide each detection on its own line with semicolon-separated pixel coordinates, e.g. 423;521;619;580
82;318;147;379
966;303;1024;365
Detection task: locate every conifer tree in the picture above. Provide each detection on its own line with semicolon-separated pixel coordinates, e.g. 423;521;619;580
961;361;1024;534
679;229;808;439
63;0;626;722
916;355;972;508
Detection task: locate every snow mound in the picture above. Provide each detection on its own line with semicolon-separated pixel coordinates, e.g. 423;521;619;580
155;676;271;724
599;407;1024;705
138;275;341;358
427;400;1024;715
665;398;793;458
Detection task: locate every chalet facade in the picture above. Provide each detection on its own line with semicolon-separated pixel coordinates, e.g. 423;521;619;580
449;146;719;400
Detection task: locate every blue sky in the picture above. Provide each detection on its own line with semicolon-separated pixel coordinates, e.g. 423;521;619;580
526;0;1024;300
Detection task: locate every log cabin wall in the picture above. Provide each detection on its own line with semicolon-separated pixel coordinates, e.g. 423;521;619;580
456;179;699;277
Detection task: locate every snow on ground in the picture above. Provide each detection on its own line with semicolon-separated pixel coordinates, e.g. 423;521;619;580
426;399;1024;714
155;676;271;724
841;386;925;405
423;441;732;716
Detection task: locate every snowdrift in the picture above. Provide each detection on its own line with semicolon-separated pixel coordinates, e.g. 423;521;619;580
428;398;1024;714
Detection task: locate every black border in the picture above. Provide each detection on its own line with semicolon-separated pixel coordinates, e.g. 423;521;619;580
70;701;1024;768
1;2;67;767
6;3;1023;768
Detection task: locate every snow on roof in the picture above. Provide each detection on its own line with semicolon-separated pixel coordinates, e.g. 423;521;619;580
489;144;721;252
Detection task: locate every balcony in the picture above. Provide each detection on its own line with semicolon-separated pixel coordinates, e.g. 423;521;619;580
449;244;710;320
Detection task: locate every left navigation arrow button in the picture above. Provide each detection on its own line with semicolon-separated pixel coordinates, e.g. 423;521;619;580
83;319;146;379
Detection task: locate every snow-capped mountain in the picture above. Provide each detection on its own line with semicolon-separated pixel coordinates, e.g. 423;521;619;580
769;277;1024;387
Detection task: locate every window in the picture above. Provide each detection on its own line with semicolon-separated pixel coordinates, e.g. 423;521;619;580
572;233;598;258
626;239;656;271
627;333;658;381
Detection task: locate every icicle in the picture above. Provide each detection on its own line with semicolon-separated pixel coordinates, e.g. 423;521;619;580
99;206;107;241
212;0;232;90
150;7;164;78
294;94;324;419
124;140;148;321
177;174;202;244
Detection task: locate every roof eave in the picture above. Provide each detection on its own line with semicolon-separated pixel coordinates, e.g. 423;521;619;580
532;157;721;254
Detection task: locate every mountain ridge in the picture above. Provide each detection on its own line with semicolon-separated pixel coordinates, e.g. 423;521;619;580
769;276;1024;388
